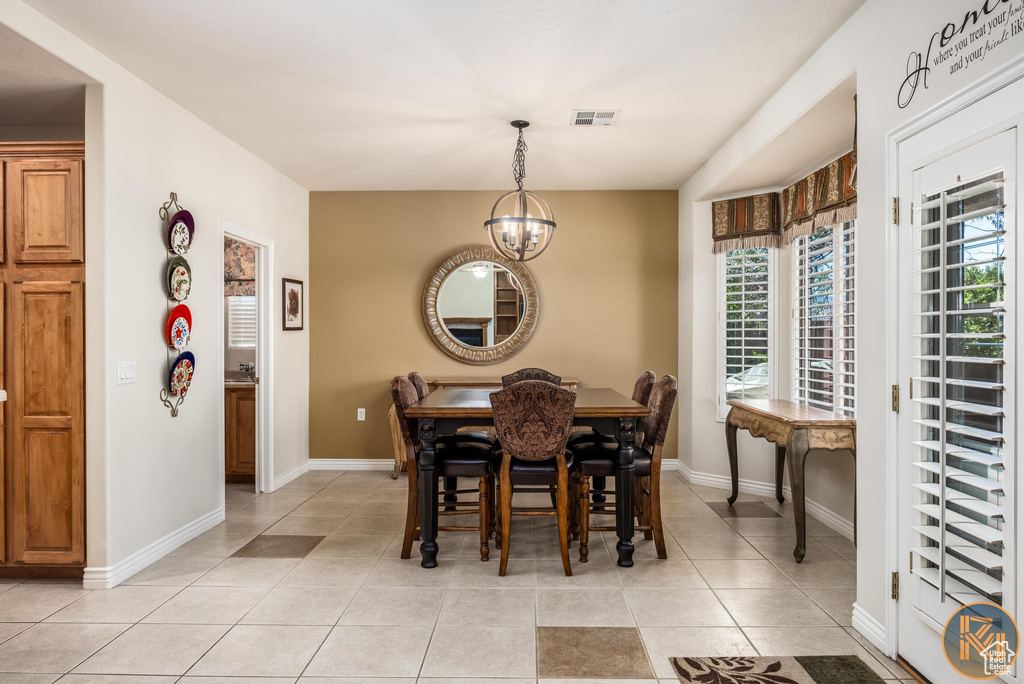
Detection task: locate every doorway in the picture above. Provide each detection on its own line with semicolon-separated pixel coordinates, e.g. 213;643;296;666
894;74;1023;682
222;223;275;499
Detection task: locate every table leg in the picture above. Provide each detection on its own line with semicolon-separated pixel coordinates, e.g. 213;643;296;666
725;410;739;505
786;429;809;563
775;445;786;504
614;417;636;567
418;418;440;568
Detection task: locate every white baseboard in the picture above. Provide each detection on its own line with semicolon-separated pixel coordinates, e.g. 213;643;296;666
309;458;394;471
273;460;311;489
852;602;888;655
661;459;682;472
677;463;855;540
83;508;224;590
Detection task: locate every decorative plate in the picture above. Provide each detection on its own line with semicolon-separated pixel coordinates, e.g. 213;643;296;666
166;304;192;350
166;256;192;301
167;209;195;255
168;351;196;396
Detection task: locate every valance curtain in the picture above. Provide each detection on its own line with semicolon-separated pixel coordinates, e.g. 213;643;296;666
781;150;857;243
711;192;781;253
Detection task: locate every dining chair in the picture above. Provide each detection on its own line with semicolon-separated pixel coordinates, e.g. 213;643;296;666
501;367;562;387
491;380;577;576
408;371;430;401
572;374;677;561
392;375;497;561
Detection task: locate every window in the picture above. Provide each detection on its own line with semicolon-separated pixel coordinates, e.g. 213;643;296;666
227;295;256;349
718;247;773;419
792;221;856;415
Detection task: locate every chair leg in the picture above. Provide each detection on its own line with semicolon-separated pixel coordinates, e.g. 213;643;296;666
548;485;557;509
499;453;513;576
579;475;590;563
633;476;646;532
401;457;419;559
555;454;572;577
651;456;667;559
478;476;490;561
641;476;655;541
488;474;497;540
494;477;503;550
570;472;581;540
443;476;458;511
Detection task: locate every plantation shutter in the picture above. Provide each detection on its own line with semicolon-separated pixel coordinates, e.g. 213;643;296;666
721;248;771;414
228;295;257;349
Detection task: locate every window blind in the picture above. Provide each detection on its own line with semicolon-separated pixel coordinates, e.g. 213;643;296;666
911;172;1007;607
228;295;257;349
792;221;856;415
721;248;771;414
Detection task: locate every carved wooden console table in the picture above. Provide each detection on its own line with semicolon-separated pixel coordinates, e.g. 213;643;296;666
725;399;856;562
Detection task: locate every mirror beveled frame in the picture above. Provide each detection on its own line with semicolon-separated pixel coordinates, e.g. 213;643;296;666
422;245;539;365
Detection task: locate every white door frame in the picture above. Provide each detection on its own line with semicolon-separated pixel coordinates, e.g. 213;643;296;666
220;221;276;495
884;52;1024;660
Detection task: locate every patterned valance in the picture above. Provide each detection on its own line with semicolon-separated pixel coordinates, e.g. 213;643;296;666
782;150;857;243
711;192;781;254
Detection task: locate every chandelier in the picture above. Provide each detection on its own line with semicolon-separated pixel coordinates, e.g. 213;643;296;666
484;120;556;261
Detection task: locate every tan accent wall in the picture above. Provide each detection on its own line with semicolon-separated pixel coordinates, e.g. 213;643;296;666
309;191;678;461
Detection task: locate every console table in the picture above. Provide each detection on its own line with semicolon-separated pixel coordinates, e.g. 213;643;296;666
724;399;856;562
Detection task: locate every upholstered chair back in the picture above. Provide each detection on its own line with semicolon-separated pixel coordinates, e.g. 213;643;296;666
490;381;576;461
390;375;420;449
642;375;678;451
408;371;430;401
632;370;657;405
501;367;562;387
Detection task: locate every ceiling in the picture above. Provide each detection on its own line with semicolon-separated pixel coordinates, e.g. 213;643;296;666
23;0;863;190
0;23;90;126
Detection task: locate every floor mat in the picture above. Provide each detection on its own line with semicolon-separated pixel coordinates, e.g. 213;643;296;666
671;655;886;683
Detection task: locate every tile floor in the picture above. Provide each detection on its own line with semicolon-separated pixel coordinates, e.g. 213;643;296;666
0;469;912;682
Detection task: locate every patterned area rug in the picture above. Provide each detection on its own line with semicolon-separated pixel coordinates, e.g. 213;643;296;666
671;656;886;683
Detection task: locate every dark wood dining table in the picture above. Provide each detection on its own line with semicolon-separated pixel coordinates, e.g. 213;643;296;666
404;387;650;569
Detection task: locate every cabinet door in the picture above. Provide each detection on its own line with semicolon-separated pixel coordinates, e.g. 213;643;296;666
225;388;256;475
6;160;83;264
9;281;84;564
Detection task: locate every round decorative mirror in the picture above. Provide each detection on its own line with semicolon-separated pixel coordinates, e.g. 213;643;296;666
423;246;539;364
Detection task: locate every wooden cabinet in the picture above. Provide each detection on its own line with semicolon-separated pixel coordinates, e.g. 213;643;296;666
0;142;85;575
225;385;256;481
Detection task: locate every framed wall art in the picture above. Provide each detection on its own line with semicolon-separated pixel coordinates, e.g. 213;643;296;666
282;277;304;331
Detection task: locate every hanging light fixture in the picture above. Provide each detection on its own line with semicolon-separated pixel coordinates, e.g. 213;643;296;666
484;120;556;261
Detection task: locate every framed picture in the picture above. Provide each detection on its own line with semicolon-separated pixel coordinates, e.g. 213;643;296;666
282;278;304;330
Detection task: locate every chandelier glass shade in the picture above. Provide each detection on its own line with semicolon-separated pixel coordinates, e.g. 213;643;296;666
484;121;556;262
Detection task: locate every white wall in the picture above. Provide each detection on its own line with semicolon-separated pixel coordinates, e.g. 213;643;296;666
1;0;310;582
679;0;1024;643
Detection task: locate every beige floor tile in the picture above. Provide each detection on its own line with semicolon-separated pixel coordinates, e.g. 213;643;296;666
142;586;268;624
73;624;229;675
45;587;180;624
59;676;176;683
0;585;93;622
675;535;762;560
169;533;254;558
743;625;865;655
309;487;370;503
122;557;223;586
216;515;281;537
288;500;359;518
639;626;756;678
536;626;654;679
659;501;721;518
598;533;679;561
0;622;33;644
363;559;454;588
0;623;129;674
192;558;300;587
804;516;844;537
279;559;376;588
844;626;908;679
301;679;413;684
181;678;295;684
241;587;357;625
770;558;858;588
538;680;657;684
724;517;797;537
536;587;634;627
230;498;306;518
693;560;796;589
349;501;406;518
625;588;734;627
331;515;405;536
421;625;536;678
715;588;834;626
687;484;759;503
663;517;738;538
340;587;444;625
307;535;392;559
396;532;466;561
535;558;621;587
815;534;858;560
304;625;431;677
616;560;708;588
450;559;535;587
188;625;329;677
804;588;856;626
263;516;343;536
439;588;536;626
0;675;60;684
361;486;409;502
744;536;841;561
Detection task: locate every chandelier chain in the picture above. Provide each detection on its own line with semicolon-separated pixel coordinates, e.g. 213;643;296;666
512;128;527;190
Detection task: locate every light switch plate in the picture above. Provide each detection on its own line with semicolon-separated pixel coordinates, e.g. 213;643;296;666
357;408;366;421
117;361;137;385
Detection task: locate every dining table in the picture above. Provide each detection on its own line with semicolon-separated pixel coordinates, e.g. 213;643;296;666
404;387;650;569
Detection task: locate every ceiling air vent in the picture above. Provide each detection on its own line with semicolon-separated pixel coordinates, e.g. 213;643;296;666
571;109;620;126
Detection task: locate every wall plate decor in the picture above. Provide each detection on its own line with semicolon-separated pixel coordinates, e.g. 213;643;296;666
166;256;192;301
167;351;196;396
282;278;304;330
167;209;195;255
166;304;192;350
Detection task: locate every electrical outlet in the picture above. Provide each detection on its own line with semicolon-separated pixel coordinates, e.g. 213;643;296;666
117;361;137;385
357;408;366;421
